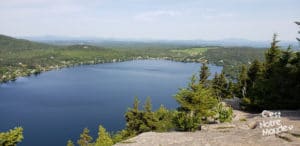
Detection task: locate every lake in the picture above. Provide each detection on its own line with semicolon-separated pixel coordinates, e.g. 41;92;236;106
0;60;222;146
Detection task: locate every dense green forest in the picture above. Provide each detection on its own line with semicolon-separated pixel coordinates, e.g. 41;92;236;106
0;34;265;83
238;34;300;110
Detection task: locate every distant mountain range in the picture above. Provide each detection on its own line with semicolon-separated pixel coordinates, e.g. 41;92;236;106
16;35;300;49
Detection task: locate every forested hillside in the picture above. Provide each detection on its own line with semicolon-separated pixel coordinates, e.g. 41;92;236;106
0;34;265;83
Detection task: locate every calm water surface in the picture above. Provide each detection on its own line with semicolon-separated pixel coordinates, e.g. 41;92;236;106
0;60;222;146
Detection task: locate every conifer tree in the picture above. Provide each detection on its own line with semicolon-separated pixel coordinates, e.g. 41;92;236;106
265;34;281;77
237;65;248;98
247;59;263;88
0;127;23;146
77;128;93;146
141;97;157;131
95;125;113;146
239;32;300;110
279;46;293;65
174;76;218;119
296;21;300;42
153;105;174;132
125;97;144;135
212;71;228;99
144;97;152;113
199;63;210;85
67;140;75;146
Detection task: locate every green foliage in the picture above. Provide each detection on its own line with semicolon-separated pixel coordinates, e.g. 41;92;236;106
112;130;132;144
174;75;219;118
236;34;300;110
217;103;233;123
153;105;175;132
0;34;265;83
95;125;113;146
0;127;23;146
247;59;263;87
296;21;300;42
204;47;265;78
170;47;208;56
172;111;202;131
173;65;234;131
236;65;248;98
124;97;145;135
173;71;221;131
125;97;174;135
199;63;210;85
77;128;93;146
67;140;75;146
212;72;231;99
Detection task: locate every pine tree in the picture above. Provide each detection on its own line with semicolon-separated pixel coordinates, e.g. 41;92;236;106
124;97;144;135
0;127;23;146
174;76;218;119
153;105;174;132
144;97;152;113
296;21;300;42
240;33;300;110
77;128;93;146
95;125;113;146
141;97;157;131
247;59;263;88
237;65;248;98
67;140;75;146
265;34;281;77
199;63;210;85
279;46;293;65
212;71;228;99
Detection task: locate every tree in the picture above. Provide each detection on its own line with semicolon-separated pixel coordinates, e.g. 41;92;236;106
0;127;23;146
199;63;210;85
173;70;233;131
141;97;157;131
247;59;263;88
240;33;300;110
143;97;152;113
125;97;167;134
212;71;229;99
296;21;300;42
77;128;93;146
95;125;113;146
124;97;144;135
174;75;218;120
153;105;174;132
237;65;248;98
265;34;281;77
67;140;75;146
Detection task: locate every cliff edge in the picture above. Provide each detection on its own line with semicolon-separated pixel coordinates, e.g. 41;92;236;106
115;110;300;146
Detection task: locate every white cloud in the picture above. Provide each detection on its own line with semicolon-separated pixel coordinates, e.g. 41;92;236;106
134;10;181;22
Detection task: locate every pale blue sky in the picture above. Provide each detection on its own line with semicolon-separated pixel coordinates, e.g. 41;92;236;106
0;0;299;41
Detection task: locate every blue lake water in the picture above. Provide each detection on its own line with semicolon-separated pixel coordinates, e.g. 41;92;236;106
0;60;222;146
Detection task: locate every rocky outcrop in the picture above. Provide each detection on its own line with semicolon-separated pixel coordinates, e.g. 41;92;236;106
115;110;300;146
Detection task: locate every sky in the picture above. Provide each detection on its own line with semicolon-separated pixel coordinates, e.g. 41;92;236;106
0;0;299;41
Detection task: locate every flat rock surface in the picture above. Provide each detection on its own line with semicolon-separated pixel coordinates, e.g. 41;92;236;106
115;110;300;146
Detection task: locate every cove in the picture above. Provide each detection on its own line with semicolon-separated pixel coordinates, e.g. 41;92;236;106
0;60;222;146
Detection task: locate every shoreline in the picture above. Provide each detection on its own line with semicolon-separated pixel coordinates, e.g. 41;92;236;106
0;57;210;85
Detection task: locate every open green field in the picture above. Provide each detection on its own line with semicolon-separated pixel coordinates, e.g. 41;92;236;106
171;47;209;56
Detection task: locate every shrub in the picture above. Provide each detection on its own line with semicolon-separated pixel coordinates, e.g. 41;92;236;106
217;103;233;123
153;105;175;132
173;112;202;132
